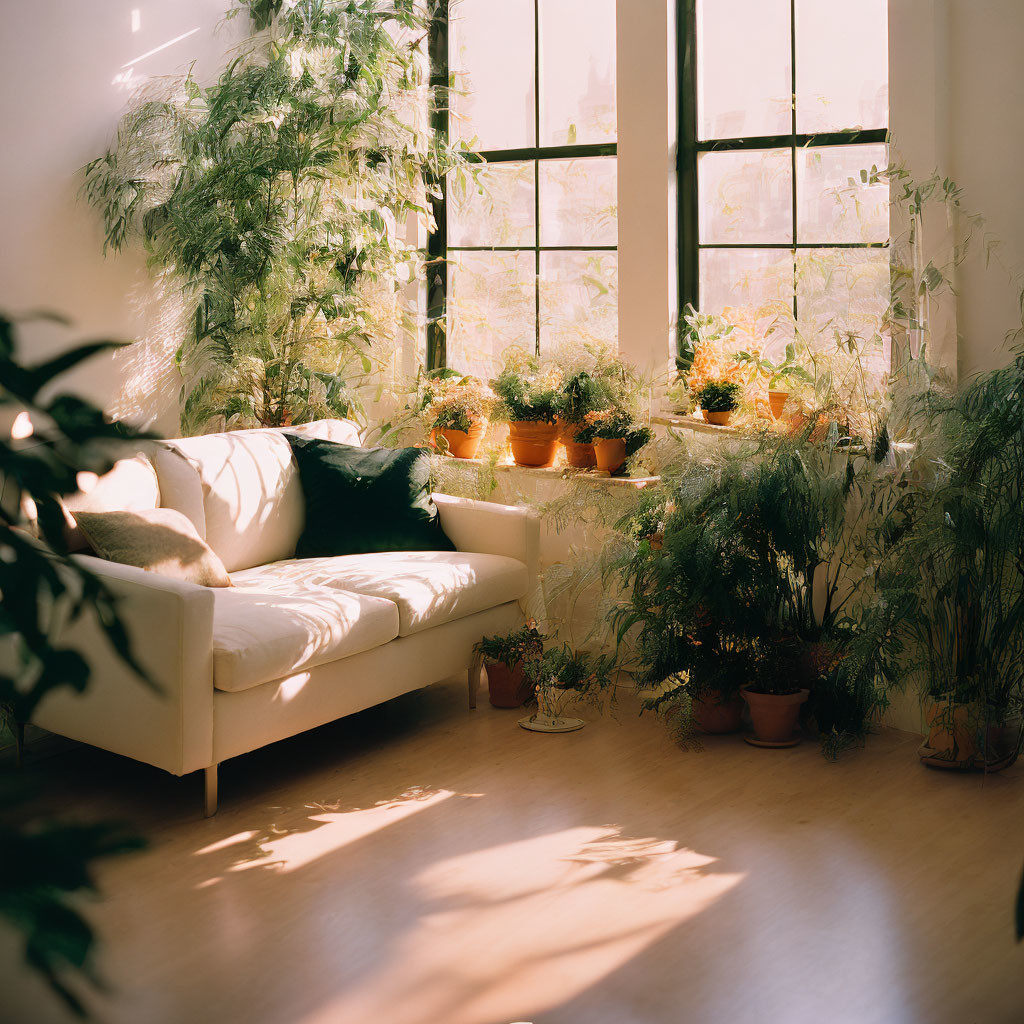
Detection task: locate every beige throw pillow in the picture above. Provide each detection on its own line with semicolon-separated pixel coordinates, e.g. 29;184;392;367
72;508;232;588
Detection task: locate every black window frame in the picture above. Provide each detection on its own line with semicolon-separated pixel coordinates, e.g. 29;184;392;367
676;0;889;336
428;0;618;371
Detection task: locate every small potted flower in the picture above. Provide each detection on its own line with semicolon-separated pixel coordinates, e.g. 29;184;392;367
426;376;495;459
490;355;562;467
554;370;609;468
520;644;616;733
694;379;741;426
574;408;651;474
473;620;546;708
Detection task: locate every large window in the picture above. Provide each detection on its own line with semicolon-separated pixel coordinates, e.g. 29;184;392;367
679;0;889;361
429;0;618;375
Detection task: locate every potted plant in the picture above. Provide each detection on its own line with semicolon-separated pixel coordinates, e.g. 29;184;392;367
473;621;545;708
734;342;813;419
490;357;562;467
694;379;741;426
574;408;651;474
426;376;495;459
520;644;616;733
863;355;1024;771
554;370;609;468
741;636;810;747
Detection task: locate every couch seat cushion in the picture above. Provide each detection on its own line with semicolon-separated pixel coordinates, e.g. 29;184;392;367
212;580;400;692
230;551;528;637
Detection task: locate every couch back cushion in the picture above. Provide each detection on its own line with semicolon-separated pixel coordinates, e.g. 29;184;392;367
162;420;361;572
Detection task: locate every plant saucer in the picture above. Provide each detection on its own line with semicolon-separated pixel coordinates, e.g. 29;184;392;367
742;732;802;749
518;712;585;733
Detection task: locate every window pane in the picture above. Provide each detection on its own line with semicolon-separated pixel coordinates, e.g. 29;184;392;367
698;149;792;245
697;0;791;140
539;157;617;246
448;162;535;247
540;251;618;353
795;0;888;133
797;144;889;244
700;249;796;351
450;0;535;150
539;0;617;146
447;252;536;378
796;247;889;337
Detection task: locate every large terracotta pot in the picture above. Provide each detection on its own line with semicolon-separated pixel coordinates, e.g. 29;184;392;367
436;418;488;459
692;690;744;734
508;420;560;467
703;410;733;427
768;390;789;419
593;437;627;473
741;686;809;747
485;659;532;708
556;418;596;468
919;701;1021;772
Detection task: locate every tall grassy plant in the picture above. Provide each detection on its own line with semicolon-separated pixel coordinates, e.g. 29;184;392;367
85;0;468;434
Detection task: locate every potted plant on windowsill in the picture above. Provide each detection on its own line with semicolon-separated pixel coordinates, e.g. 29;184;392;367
695;379;741;426
554;370;609;468
735;342;813;420
426;376;495;459
574;408;652;474
490;356;562;467
473;621;546;708
520;644;616;733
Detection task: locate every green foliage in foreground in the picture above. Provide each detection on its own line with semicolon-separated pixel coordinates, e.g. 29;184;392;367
1;312;152;1015
85;0;468;434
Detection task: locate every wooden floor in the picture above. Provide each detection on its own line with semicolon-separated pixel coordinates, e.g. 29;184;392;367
5;679;1024;1024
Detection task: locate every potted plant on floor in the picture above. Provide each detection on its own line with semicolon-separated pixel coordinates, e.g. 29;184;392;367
520;644;617;733
473;621;546;708
574;408;652;474
740;636;810;747
863;354;1024;771
694;379;741;426
427;376;495;459
554;370;609;468
490;355;562;467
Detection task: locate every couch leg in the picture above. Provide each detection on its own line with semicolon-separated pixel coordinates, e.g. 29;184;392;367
468;652;483;710
203;765;218;817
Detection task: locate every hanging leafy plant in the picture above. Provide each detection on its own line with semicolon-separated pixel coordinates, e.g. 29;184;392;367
84;0;469;434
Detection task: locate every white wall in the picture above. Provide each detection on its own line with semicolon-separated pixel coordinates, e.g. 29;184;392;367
890;0;1024;381
0;0;242;436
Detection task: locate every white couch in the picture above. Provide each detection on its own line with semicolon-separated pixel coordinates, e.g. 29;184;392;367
32;420;539;814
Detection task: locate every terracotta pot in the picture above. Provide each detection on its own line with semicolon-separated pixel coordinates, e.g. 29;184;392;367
556;418;597;468
485;659;532;708
508;420;560;467
436;418;488;459
692;690;744;734
768;390;789;419
593;437;627;473
741;686;809;747
919;702;1022;772
703;410;733;426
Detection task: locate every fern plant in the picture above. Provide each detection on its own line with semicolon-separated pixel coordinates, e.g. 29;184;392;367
84;0;469;434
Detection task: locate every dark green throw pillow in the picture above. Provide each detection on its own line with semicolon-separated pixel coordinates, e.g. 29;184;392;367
287;437;455;558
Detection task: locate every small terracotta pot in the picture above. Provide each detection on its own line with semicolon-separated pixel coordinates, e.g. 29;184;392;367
919;702;1021;772
768;390;789;419
741;686;809;747
692;690;744;734
703;410;733;426
485;659;532;708
593;437;627;473
508;420;560;467
556;418;597;468
436;418;488;459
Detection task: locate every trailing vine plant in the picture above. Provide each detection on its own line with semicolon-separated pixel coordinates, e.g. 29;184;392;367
85;0;469;434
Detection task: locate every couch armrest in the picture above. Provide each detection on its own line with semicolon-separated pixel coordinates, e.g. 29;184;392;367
30;555;216;776
433;493;540;584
